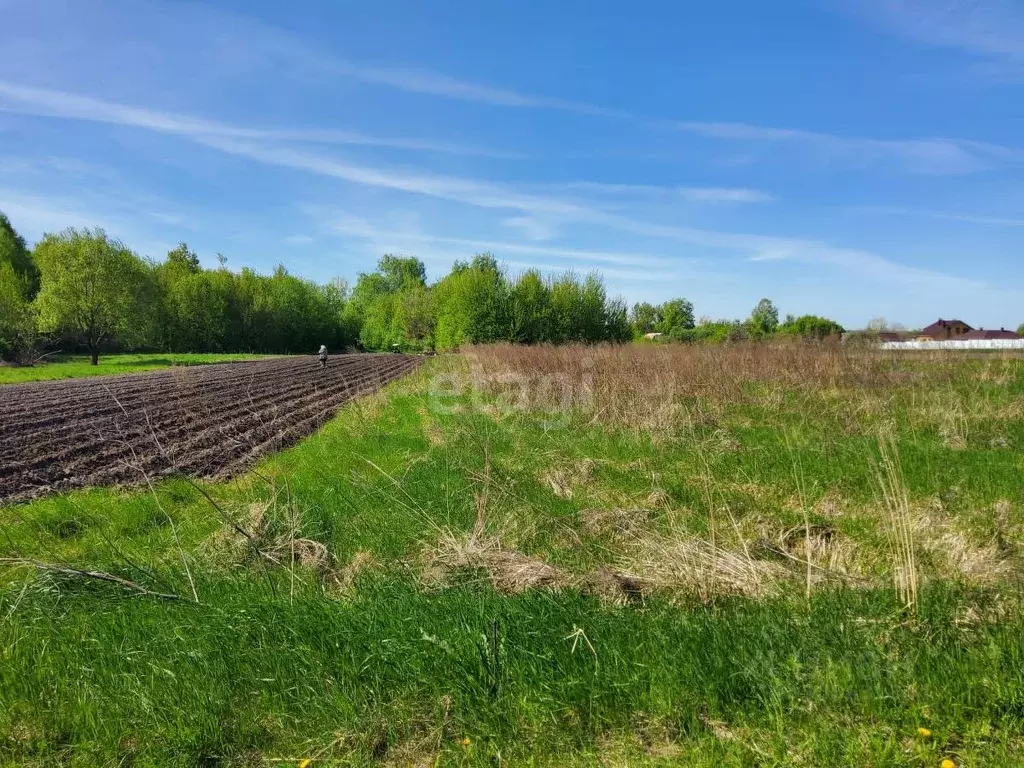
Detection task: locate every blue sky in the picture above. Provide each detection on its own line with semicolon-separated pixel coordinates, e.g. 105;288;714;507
1;0;1022;328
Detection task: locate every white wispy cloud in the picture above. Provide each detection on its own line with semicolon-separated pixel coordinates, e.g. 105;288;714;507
179;137;1003;290
748;240;986;289
0;188;175;256
845;0;1024;57
557;181;775;203
851;204;1024;227
325;61;623;117
0;80;983;290
67;0;623;117
0;81;516;158
840;0;1024;81
328;221;684;270
323;217;695;282
677;120;1024;174
500;216;559;241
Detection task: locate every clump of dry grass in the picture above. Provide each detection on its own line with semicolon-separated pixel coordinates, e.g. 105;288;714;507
579;507;650;538
327;550;375;595
909;502;1017;585
540;459;595;499
427;526;803;604
214;499;331;572
875;438;919;612
619;534;791;601
431;531;571;593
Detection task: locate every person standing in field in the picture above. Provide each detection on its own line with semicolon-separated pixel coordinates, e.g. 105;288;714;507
317;344;328;368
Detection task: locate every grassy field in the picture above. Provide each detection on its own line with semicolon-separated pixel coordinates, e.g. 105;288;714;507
0;353;273;385
2;344;1023;766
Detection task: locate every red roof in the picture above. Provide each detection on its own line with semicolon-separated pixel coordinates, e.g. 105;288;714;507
919;318;972;338
961;328;1021;340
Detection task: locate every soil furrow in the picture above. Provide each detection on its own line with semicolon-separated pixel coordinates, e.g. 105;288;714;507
0;355;422;503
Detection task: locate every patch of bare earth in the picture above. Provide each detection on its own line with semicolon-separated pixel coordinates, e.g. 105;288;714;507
0;354;421;504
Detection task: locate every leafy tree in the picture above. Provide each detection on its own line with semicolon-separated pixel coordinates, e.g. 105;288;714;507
395;284;435;350
747;298;779;338
0;260;36;360
630;302;660;337
604;296;632;342
166;242;201;273
0;210;38;299
34;228;155;364
509;270;552;344
434;256;509;350
548;272;584;343
657;298;695;335
673;319;745;344
778;314;844;340
1017;323;1024;337
359;293;401;350
580;273;608;342
378;254;427;292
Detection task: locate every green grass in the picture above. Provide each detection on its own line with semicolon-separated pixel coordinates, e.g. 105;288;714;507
2;349;1024;766
0;353;274;385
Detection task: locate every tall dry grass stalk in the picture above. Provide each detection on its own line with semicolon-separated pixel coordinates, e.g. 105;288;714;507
875;436;918;613
463;342;901;431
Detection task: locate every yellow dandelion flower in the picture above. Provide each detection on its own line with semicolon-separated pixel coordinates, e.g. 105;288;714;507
940;760;956;768
917;727;932;737
461;737;472;747
298;761;312;768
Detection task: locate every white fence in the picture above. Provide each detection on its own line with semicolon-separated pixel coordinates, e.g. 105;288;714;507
881;339;1024;351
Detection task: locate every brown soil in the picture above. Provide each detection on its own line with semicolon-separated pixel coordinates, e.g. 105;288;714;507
0;354;421;504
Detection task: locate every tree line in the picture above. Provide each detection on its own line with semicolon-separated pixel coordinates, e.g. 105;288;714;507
628;296;844;343
1;212;848;364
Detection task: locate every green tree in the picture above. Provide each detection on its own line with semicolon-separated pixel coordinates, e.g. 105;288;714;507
579;273;608;342
674;318;745;344
778;314;844;340
1017;323;1024;337
604;296;632;343
0;211;38;299
0;260;36;361
378;254;427;292
509;270;552;344
747;298;780;338
395;284;435;350
630;302;660;338
656;298;696;335
346;256;428;349
434;256;508;350
34;228;155;364
548;272;584;343
166;242;201;273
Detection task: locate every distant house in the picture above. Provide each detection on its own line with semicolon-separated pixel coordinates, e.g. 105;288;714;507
961;328;1022;341
916;318;972;341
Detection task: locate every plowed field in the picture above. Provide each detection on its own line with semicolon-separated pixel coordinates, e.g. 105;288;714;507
0;354;421;503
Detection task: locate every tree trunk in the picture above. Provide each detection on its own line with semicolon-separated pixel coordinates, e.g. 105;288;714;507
91;350;99;366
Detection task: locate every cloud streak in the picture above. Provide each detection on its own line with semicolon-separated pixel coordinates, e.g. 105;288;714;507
852;204;1024;228
329;218;684;270
0;80;983;291
556;181;775;203
677;120;1024;175
0;81;517;158
845;0;1024;58
840;0;1024;81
